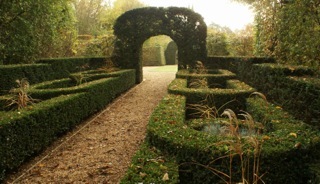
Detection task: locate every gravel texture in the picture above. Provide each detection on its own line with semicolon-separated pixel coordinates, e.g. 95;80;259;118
5;66;177;184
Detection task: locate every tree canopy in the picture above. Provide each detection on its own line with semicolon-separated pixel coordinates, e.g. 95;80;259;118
0;0;77;64
235;0;320;68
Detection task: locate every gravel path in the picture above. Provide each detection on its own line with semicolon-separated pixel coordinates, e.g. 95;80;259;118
5;66;177;184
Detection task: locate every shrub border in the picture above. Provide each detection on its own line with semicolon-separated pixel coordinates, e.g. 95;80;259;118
0;69;135;181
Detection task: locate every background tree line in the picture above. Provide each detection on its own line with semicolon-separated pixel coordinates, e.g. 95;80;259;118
3;0;316;68
0;0;144;64
235;0;320;69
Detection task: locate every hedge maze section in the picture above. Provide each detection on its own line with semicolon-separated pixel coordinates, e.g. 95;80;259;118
123;60;320;183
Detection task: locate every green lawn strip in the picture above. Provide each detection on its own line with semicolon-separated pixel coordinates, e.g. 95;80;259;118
149;65;178;72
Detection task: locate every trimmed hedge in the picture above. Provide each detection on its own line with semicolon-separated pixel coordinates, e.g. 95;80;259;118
204;57;320;126
112;7;207;83
240;63;319;125
27;70;134;100
36;57;108;79
0;64;54;94
168;76;255;118
0;69;136;181
144;92;320;183
176;69;237;88
0;57;108;95
246;97;320;183
165;41;178;65
120;142;180;183
202;56;275;71
142;46;166;66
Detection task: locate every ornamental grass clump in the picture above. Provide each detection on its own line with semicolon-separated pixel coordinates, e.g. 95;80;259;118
187;94;236;119
219;109;265;184
189;61;209;89
6;78;37;110
189;92;268;183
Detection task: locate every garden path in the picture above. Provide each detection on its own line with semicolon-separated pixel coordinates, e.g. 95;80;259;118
5;65;177;184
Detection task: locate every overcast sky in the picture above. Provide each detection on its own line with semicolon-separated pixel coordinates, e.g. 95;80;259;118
140;0;254;31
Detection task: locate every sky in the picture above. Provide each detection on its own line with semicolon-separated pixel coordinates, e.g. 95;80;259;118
139;0;255;31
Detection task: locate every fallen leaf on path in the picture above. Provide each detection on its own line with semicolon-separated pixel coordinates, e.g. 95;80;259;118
162;172;169;181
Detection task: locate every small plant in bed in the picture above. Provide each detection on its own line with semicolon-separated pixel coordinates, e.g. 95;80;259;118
97;58;120;73
6;78;39;110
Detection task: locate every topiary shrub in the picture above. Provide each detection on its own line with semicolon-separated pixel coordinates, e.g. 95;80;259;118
112;7;207;83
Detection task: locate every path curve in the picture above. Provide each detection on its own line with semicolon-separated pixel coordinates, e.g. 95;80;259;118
5;66;177;184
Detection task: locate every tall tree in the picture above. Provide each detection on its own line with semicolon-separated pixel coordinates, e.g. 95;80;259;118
100;0;145;32
234;0;320;68
0;0;77;64
229;24;254;56
206;24;230;56
73;0;107;35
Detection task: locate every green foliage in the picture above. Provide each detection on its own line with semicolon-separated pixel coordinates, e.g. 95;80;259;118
228;24;255;56
100;0;146;31
0;57;108;95
142;46;166;66
206;28;230;56
73;0;106;35
28;70;134;100
0;0;77;64
145;90;320;183
204;56;319;125
245;63;320;125
120;142;180;183
275;0;320;68
0;69;135;181
238;0;320;69
112;7;207;83
169;75;255;119
75;34;115;57
37;57;108;78
165;41;178;65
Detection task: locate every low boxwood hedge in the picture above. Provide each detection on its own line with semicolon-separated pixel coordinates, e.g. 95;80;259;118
246;97;320;183
36;57;108;78
203;57;319;126
120;142;180;183
238;63;320;126
168;77;255;118
176;69;236;89
144;92;320;183
0;57;109;95
0;69;136;181
0;64;54;95
27;69;134;100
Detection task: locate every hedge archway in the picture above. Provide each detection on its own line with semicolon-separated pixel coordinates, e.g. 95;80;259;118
112;7;207;83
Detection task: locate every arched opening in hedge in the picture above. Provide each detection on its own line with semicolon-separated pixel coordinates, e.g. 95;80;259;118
112;7;207;83
142;35;172;66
